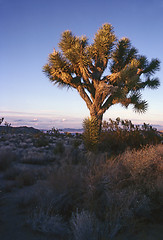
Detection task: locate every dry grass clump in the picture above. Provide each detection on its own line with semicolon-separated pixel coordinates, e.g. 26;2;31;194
15;170;37;187
53;141;65;155
71;210;111;240
17;184;49;209
0;148;17;171
119;145;163;194
3;169;37;191
48;165;81;193
46;165;86;219
3;167;46;192
26;206;70;238
4;167;20;180
21;151;55;165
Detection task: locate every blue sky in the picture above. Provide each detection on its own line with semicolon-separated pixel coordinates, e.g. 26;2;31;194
0;0;163;130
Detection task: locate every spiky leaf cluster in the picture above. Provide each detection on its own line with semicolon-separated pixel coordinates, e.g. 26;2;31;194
43;23;160;116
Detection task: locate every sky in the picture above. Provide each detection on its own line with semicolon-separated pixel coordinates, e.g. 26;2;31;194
0;0;163;130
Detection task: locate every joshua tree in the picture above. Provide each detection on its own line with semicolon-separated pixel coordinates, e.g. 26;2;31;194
43;23;160;132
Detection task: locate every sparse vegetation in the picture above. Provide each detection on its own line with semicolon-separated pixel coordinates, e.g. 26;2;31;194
0;125;162;239
18;144;163;238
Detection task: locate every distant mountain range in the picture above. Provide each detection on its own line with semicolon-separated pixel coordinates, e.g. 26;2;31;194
0;126;83;134
60;128;83;133
151;125;163;131
0;126;40;134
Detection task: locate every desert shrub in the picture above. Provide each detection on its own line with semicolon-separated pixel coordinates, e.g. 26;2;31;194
83;159;131;221
71;201;137;240
119;145;163;195
82;117;99;151
82;145;163;234
0;148;17;171
0;135;6;142
53;141;65;154
26;206;69;237
64;147;86;165
71;210;95;240
4;166;20;180
17;184;52;209
99;118;161;153
75;132;82;138
46;165;85;219
33;132;49;147
64;132;73;138
46;127;61;137
71;210;109;240
21;153;55;165
71;149;84;165
73;139;82;149
18;192;39;209
16;170;36;187
3;182;16;192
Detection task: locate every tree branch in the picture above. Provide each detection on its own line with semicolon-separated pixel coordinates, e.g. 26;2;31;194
77;85;92;110
102;72;120;84
99;94;116;115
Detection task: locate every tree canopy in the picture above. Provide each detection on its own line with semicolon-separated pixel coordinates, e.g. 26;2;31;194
43;23;160;129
